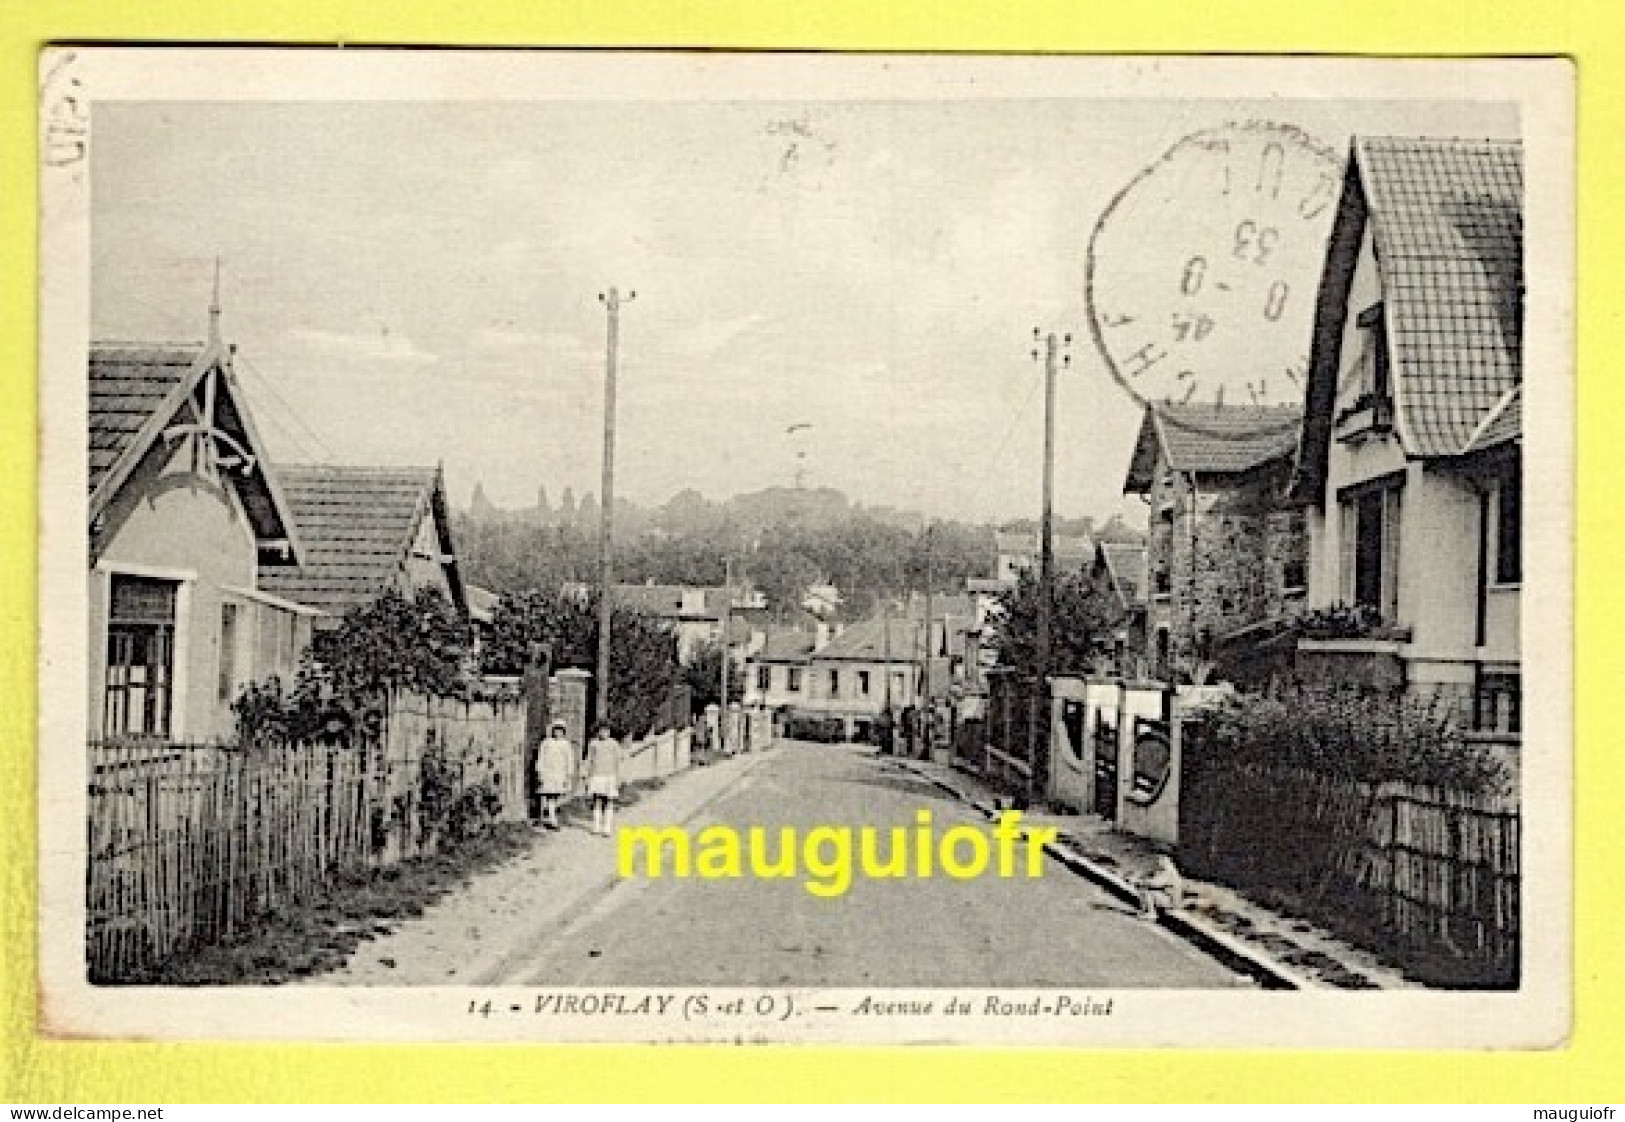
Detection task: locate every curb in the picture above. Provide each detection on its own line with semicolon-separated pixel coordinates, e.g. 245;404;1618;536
891;758;1315;992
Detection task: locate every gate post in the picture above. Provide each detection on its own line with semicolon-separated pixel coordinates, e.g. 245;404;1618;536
520;641;552;822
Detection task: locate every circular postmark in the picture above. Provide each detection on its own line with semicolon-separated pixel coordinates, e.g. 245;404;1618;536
1085;120;1345;439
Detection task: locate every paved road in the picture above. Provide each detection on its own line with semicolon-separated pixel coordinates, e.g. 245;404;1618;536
507;741;1247;988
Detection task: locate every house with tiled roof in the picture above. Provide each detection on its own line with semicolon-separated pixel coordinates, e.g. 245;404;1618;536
1123;401;1309;682
1287;136;1523;742
88;321;318;743
258;464;466;625
610;583;731;664
992;530;1092;588
1089;541;1149;677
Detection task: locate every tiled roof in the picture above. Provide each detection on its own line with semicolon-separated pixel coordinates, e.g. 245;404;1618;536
88;342;205;497
258;465;456;618
88;340;301;559
1356;137;1523;457
1463;385;1522;455
816;618;924;663
1098;542;1147;607
756;627;818;663
1124;403;1301;492
613;584;726;620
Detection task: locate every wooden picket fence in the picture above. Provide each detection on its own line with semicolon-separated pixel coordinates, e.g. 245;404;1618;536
87;739;373;982
86;693;526;982
1178;759;1520;988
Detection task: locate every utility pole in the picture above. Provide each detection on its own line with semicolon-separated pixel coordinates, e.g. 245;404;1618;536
1030;328;1071;799
922;522;934;759
594;286;634;730
719;557;733;753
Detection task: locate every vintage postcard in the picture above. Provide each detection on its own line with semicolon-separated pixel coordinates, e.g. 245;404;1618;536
37;48;1573;1046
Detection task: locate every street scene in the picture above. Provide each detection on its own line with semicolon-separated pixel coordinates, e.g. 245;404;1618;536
63;55;1544;1026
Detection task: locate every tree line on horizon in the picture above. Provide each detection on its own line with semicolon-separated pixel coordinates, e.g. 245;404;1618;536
454;483;1141;621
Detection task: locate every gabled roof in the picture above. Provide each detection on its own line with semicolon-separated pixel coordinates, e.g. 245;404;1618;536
1096;541;1147;608
613;584;727;621
815;618;924;663
1357;137;1523;458
1463;384;1522;456
88;340;302;562
1292;137;1523;500
756;627;818;663
257;464;465;620
1123;403;1302;493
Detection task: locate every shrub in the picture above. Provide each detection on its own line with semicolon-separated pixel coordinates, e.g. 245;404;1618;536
1189;684;1510;796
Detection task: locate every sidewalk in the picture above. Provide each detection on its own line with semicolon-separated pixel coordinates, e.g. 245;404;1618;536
886;754;1419;991
306;745;781;986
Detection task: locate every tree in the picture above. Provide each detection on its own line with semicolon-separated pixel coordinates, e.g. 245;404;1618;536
990;567;1123;677
233;586;472;747
480;588;683;741
683;641;746;714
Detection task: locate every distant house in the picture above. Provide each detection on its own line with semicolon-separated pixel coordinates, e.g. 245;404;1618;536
804;618;931;740
992;530;1092;588
258;464;467;626
88;336;315;743
1122;401;1308;682
1287;136;1523;742
612;583;734;665
1091;540;1149;678
465;584;501;667
744;626;819;711
800;583;843;618
745;597;975;740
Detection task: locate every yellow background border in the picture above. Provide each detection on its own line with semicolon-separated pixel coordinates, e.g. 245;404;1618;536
2;1;1612;1104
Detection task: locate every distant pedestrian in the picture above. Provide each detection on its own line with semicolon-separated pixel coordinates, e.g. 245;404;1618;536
535;720;574;830
584;724;622;836
1137;854;1185;920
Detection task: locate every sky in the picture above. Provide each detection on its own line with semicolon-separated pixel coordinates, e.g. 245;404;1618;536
90;93;1517;523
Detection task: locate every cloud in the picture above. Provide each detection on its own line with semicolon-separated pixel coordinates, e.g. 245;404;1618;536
672;313;766;355
289;327;439;367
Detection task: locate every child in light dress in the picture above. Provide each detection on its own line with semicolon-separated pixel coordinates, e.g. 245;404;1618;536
584;725;622;836
535;720;574;830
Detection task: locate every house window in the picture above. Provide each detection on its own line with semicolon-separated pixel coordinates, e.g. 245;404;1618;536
786;667;802;693
218;602;238;703
1497;464;1522;584
891;671;907;700
1340;479;1403;624
756;665;770;691
857;670;871;696
1356;304;1393;407
828;669;841;697
1282;559;1307;593
104;574;178;739
1475;669;1521;737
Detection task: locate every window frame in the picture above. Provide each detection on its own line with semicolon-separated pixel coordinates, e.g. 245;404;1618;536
103;572;183;740
1338;472;1405;625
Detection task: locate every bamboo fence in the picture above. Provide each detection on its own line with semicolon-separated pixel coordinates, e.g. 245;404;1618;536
1179;758;1520;987
86;692;526;982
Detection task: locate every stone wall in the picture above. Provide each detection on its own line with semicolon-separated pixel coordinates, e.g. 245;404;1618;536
1143;456;1307;681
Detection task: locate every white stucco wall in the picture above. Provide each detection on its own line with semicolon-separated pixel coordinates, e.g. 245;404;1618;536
91;438;258;743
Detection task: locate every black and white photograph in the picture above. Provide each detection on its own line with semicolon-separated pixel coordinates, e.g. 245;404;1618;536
38;50;1573;1046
